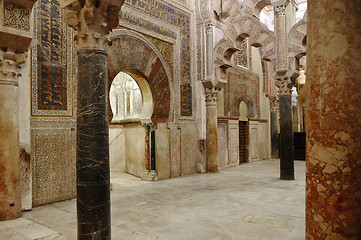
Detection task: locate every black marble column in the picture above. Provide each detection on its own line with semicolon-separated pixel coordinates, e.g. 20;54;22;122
77;49;111;239
279;94;294;180
270;110;279;159
150;130;156;171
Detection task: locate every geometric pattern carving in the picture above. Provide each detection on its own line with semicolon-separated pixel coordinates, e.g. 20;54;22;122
4;1;30;31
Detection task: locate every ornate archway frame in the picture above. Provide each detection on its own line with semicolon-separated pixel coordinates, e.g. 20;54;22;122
107;29;174;123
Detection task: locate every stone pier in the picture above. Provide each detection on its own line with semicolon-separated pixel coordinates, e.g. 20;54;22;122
0;50;26;220
306;0;361;239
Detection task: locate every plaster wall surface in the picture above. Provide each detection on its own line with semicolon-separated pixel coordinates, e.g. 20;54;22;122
123;125;145;178
109;126;125;173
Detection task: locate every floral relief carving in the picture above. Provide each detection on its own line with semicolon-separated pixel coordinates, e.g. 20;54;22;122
3;1;30;31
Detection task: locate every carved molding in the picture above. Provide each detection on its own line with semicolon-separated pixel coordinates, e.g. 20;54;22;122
3;1;30;31
63;0;125;49
0;49;26;86
205;87;220;106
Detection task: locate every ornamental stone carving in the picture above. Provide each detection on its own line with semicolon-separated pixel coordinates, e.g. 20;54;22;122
62;0;125;49
205;87;220;106
4;1;30;31
270;96;279;111
0;49;26;86
274;4;287;17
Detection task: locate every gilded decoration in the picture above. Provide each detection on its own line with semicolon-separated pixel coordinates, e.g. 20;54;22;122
124;0;192;116
3;1;30;31
31;0;73;116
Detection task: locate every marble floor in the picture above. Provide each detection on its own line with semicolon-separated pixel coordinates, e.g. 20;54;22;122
0;159;306;240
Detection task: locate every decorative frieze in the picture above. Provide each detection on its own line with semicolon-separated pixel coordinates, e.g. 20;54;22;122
3;1;30;31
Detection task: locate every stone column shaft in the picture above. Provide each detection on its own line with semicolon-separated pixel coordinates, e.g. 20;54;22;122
272;0;289;69
77;49;110;239
144;125;150;171
306;1;361;239
270;96;279;159
0;50;26;220
205;87;219;172
279;93;294;179
62;0;124;238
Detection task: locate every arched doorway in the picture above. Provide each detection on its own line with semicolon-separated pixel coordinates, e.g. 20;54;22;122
107;30;172;180
109;72;154;178
239;101;248;164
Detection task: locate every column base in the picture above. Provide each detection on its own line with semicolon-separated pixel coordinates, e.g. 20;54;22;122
142;170;159;181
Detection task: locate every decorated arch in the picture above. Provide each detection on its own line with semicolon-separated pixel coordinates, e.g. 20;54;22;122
106;30;172;122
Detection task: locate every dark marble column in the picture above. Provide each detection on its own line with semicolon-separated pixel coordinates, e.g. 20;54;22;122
279;93;294;180
306;0;361;239
77;49;110;239
270;96;279;159
62;1;124;238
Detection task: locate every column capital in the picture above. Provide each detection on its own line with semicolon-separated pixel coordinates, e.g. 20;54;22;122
62;0;124;50
205;87;220;106
272;0;289;17
0;49;27;86
274;69;299;95
270;96;279;111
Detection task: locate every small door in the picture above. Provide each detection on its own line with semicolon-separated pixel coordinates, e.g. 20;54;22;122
239;121;247;164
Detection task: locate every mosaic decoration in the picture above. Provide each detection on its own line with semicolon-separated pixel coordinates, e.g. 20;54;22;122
32;0;72;116
119;12;177;39
124;0;192;116
224;68;260;118
107;35;170;121
3;1;30;31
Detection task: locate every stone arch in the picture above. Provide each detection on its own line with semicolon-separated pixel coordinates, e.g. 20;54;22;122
252;0;271;18
288;14;307;70
107;29;172;123
215;15;275;67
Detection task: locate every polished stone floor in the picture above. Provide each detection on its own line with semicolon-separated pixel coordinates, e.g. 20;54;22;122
0;159;305;240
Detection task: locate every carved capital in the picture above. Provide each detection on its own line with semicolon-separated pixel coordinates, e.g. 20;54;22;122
206;24;213;34
274;4;287;17
270;96;279;111
0;49;27;86
205;87;220;106
275;76;293;95
62;0;124;49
